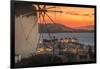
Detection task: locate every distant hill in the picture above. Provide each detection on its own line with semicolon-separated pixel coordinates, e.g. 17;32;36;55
39;23;94;33
76;25;94;30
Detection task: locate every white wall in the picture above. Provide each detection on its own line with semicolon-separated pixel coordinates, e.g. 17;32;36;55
0;0;99;69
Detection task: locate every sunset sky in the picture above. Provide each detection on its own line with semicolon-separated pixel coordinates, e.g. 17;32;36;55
35;5;94;28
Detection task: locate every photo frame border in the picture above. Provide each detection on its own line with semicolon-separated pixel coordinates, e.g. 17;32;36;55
10;0;97;68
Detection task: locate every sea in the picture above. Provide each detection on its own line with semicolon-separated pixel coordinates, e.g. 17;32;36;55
39;32;94;46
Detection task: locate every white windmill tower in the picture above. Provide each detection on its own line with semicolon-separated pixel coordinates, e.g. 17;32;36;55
15;2;38;61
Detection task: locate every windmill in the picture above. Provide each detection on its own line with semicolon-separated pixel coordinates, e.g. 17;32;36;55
15;3;38;59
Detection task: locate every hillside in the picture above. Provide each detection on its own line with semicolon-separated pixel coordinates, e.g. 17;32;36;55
75;25;94;30
39;23;94;33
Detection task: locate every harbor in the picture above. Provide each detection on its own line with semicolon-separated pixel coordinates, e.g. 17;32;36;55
15;36;95;67
36;36;95;61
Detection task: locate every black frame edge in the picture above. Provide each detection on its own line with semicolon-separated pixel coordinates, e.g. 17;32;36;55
10;0;15;68
10;0;97;68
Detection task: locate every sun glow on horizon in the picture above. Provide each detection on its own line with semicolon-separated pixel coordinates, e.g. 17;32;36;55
35;5;94;28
